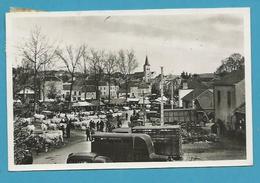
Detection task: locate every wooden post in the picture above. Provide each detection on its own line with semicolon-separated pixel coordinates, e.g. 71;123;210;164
160;67;164;126
171;80;174;109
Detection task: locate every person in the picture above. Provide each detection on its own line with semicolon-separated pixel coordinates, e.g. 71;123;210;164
96;121;100;131
66;119;71;138
86;126;91;141
65;114;68;123
89;120;95;130
130;115;134;123
117;119;122;128
60;125;65;137
90;126;95;140
100;120;104;132
117;115;120;123
106;120;111;132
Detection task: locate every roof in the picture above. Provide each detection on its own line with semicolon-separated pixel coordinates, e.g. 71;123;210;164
118;88;130;93
144;55;150;66
44;76;62;82
72;101;93;107
99;81;107;86
130;72;145;78
198;73;215;79
63;83;83;91
83;85;96;93
234;103;245;114
63;84;72;91
112;128;132;133
214;69;244;86
132;125;180;130
17;87;35;94
182;78;208;89
182;89;208;102
138;82;150;89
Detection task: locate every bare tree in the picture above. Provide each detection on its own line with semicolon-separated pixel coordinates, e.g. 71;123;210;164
117;49;138;99
80;48;91;100
18;27;57;113
104;52;118;103
88;49;105;101
55;44;86;108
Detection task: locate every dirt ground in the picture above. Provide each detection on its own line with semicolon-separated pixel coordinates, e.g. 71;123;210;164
182;136;247;161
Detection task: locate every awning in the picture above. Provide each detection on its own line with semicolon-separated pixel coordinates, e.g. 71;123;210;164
155;96;168;102
91;100;105;106
138;98;151;104
127;98;140;102
72;101;93;107
110;98;126;105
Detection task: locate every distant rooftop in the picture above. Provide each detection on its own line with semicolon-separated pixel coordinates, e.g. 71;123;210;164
182;88;209;102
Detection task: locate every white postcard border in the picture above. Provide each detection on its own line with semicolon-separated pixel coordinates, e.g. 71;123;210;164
6;7;253;171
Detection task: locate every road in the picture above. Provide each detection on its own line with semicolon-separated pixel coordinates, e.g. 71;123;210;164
33;131;91;164
33;114;132;164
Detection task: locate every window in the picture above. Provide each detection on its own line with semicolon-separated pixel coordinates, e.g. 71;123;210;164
79;91;81;95
217;90;221;105
74;91;77;95
227;91;231;107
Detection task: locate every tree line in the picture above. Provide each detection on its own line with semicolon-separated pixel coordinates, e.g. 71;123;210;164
15;27;139;113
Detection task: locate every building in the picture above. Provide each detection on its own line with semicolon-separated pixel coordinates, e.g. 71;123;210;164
182;88;213;110
62;83;96;102
41;76;63;101
82;85;97;100
143;55;151;82
130;55;154;83
129;82;151;98
178;78;208;107
17;87;35;101
98;81;119;99
213;69;245;132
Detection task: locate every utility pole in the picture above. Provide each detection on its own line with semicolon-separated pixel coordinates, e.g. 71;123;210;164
171;80;174;109
142;91;146;125
160;67;164;126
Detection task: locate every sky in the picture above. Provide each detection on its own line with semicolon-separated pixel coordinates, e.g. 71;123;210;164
8;10;246;75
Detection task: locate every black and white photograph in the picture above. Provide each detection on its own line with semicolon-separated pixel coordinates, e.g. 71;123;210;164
6;8;252;171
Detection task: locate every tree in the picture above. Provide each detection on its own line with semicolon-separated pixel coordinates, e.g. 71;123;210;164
104;52;118;103
80;47;90;100
18;27;57;113
56;44;86;108
47;82;58;99
215;53;244;76
117;49;138;99
14;119;31;164
181;71;191;79
88;49;105;101
12;61;33;100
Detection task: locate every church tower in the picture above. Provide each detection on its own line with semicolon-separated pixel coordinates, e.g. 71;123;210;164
143;55;151;82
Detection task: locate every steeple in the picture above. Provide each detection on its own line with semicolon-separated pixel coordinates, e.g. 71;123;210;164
143;55;151;82
144;55;150;66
